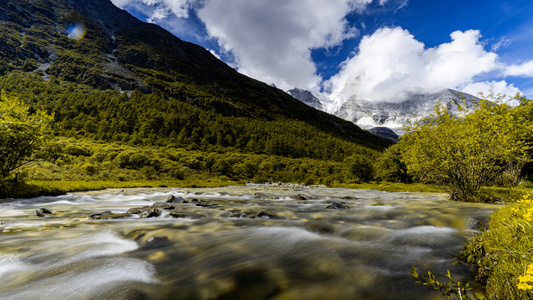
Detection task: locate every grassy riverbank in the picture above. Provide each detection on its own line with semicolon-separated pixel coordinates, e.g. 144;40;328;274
1;180;449;199
333;182;444;193
459;194;533;299
0;179;245;199
3;179;532;200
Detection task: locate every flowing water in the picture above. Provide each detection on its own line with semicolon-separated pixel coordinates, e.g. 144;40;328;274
0;185;498;299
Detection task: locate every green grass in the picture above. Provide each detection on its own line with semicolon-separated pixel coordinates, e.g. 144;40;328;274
0;179;245;199
460;194;533;299
332;182;444;193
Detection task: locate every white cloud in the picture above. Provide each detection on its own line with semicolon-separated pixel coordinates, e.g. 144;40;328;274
491;37;511;52
504;60;533;77
461;80;521;99
327;27;504;103
197;0;372;91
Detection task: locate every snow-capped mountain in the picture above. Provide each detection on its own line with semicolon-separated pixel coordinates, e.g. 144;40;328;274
287;88;323;110
329;89;480;135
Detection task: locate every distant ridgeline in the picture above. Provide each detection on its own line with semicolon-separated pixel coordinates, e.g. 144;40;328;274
0;0;391;165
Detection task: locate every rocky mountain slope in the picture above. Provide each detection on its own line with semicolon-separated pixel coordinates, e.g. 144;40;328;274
287;88;323;110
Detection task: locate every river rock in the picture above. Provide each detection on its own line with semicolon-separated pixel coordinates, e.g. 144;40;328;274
230;210;278;219
127;207;151;214
35;207;53;217
141;236;171;250
88;211;133;220
256;211;276;219
292;194;307;200
326;202;349;209
165;194;186;203
169;211;188;218
196;200;215;207
152;202;175;210
139;209;161;218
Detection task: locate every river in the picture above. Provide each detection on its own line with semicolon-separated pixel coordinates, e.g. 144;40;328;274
0;184;498;299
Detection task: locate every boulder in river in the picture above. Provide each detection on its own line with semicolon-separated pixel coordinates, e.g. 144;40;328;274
230;210;278;219
169;211;188;218
152;202;175;210
326;202;349;209
88;211;133;220
127;207;151;214
36;207;53;217
195;200;216;207
165;194;186;203
292;194;307;200
139;209;162;218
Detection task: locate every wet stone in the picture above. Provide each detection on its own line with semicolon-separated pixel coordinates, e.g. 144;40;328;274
165;194;186;203
256;211;276;219
127;207;151;214
230;210;278;219
152;202;174;209
88;211;133;220
292;194;308;200
36;207;53;217
169;212;188;218
139;209;161;218
326;202;349;209
141;236;171;250
195;200;215;207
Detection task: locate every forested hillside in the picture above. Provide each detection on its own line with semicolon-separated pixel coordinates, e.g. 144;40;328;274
0;0;391;188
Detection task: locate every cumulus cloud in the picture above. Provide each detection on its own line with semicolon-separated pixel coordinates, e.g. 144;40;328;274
504;61;533;77
461;80;521;98
327;27;505;103
198;0;372;91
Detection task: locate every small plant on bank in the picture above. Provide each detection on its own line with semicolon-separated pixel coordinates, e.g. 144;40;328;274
410;266;482;300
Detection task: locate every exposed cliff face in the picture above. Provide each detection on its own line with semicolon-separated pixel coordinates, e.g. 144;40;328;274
330;89;480;135
288;88;323;110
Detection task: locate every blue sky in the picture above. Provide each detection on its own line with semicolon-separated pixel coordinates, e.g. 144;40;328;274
111;0;533;102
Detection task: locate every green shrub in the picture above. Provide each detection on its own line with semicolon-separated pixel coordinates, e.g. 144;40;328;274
375;143;412;183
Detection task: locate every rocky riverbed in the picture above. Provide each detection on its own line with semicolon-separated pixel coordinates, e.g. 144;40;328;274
0;184;498;299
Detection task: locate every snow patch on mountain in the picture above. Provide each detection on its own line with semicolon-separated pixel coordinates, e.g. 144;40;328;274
288;87;480;138
287;88;323;110
329;89;479;135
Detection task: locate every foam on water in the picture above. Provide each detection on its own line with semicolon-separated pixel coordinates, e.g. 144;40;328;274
0;258;158;300
0;230;158;299
0;256;29;280
384;226;461;248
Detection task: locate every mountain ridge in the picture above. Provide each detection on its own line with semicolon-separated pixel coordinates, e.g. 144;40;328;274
291;88;480;136
331;89;480;135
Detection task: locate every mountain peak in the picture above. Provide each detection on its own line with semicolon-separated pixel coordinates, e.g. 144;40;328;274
331;89;480;135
